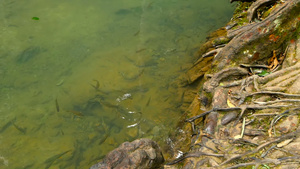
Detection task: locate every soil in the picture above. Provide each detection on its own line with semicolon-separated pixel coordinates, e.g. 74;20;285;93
165;0;300;168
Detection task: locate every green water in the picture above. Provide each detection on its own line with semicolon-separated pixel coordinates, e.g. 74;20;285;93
0;0;234;168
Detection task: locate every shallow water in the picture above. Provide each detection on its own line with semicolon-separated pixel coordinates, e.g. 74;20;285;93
0;0;234;168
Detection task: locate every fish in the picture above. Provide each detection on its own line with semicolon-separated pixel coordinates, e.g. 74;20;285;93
67;110;84;117
44;150;71;169
12;122;26;134
0;118;16;133
90;79;100;90
55;98;60;112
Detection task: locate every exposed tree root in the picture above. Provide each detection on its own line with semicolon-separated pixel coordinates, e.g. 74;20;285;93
220;128;300;166
202;48;223;58
247;0;278;22
214;0;300;71
226;156;300;169
259;62;300;84
165;152;224;165
186;104;291;123
203;67;249;92
170;1;300;168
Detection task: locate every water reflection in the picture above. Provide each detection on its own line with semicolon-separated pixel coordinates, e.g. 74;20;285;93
0;0;234;168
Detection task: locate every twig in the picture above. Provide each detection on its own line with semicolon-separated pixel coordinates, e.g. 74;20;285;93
234;107;246;126
165;152;224;165
220;129;300;166
186;105;289;123
248;91;300;97
254;99;300;105
269;110;290;137
202;48;223;58
185;110;213;123
227;156;300;169
261;145;276;158
240;64;269;69
225;158;280;169
249;113;279;117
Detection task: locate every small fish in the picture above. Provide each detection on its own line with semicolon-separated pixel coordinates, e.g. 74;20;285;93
99;119;109;145
55;98;60;112
135;48;146;53
146;97;151;106
44;150;71;169
0;118;16;133
67;110;84;117
133;30;140;36
99;132;109;145
12;122;26;134
90;79;100;90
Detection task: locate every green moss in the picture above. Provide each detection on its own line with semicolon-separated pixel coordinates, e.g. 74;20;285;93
234;2;252;15
228;2;253;29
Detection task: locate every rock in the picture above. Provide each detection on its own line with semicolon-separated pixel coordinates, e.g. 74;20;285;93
212;87;227;108
90;138;164;169
276;115;299;134
283;142;300;154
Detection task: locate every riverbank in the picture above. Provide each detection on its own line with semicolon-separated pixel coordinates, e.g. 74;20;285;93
165;0;300;168
90;0;300;168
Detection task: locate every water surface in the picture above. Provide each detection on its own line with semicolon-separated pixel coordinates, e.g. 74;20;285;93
0;0;234;168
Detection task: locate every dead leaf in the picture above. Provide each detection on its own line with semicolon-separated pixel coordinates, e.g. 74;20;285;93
271;57;278;70
227;99;236;108
277;138;293;148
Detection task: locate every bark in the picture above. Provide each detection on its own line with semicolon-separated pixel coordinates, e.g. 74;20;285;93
214;0;300;71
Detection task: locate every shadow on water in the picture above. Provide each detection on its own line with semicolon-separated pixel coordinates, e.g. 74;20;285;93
0;0;235;168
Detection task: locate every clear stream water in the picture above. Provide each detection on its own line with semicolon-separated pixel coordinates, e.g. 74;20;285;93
0;0;234;168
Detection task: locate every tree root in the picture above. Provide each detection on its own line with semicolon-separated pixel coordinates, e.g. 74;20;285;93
259;62;300;84
247;0;278;22
225;156;300;169
173;1;300;168
186;104;291;123
165;152;224;165
254;99;300;105
203;67;249;92
202;48;223;58
247;91;300;98
213;0;300;71
220;128;300;166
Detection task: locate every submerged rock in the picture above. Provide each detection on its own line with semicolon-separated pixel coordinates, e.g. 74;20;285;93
90;138;164;169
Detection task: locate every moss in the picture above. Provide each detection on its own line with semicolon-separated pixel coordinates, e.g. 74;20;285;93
233;2;252;15
244;96;252;103
260;3;278;19
212;36;230;46
227;2;253;29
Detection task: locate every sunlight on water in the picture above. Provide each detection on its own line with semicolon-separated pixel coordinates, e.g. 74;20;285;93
0;0;234;168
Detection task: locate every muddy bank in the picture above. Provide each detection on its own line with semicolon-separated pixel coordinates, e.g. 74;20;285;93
91;0;300;168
